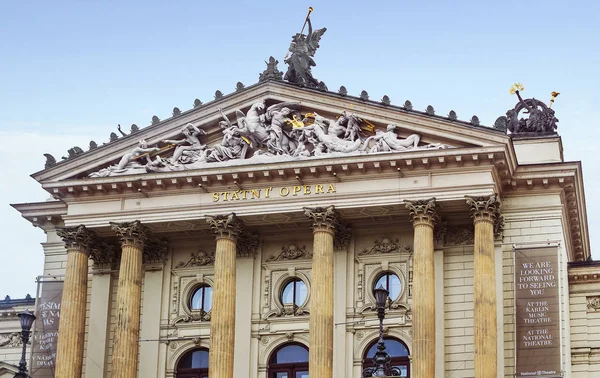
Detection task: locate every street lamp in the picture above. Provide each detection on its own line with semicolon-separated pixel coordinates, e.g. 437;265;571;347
362;285;401;377
14;310;36;378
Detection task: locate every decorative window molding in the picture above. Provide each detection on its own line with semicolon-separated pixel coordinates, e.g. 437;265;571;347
171;273;214;325
175;250;214;268
262;268;311;319
359;237;412;255
355;250;411;314
267;244;311;261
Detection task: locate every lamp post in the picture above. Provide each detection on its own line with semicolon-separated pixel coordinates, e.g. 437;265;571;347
14;310;36;378
362;286;401;377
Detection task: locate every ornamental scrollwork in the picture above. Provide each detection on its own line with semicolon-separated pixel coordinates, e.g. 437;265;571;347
176;250;214;268
334;223;352;250
0;332;23;348
143;238;169;264
268;244;311;261
587;296;600;311
360;237;412;255
206;213;244;239
89;241;117;267
237;232;259;257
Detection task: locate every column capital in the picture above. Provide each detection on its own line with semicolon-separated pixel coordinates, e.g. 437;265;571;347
405;198;439;227
465;194;501;223
57;225;96;253
206;213;243;240
303;205;338;232
110;220;149;248
143;238;169;264
465;194;504;238
237;232;259;258
89;241;117;268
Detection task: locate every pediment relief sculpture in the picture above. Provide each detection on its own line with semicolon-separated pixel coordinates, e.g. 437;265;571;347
88;99;453;178
359;237;412;255
175;250;214;268
267;244;311;261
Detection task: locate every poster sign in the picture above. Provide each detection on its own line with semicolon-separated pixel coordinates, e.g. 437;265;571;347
31;280;63;377
515;247;561;377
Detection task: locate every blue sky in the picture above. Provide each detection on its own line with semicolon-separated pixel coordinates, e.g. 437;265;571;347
1;0;598;297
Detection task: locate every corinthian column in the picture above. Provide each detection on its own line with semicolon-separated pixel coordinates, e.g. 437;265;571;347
55;225;95;378
466;194;501;378
206;213;243;378
303;205;338;378
405;198;439;378
110;221;149;378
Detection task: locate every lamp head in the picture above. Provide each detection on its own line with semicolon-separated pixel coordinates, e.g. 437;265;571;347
18;310;36;332
373;285;389;309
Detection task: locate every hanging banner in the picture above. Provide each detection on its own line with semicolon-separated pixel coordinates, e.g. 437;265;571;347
515;247;561;377
31;280;63;377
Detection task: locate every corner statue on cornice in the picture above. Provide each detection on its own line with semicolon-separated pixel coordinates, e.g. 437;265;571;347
495;84;559;135
283;8;327;90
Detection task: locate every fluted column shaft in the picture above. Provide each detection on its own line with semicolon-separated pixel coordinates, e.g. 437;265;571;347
405;199;438;378
304;206;337;378
206;213;243;378
55;226;95;378
466;195;501;378
111;221;148;378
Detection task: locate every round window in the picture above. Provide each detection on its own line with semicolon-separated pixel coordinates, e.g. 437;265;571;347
190;284;213;312
374;272;402;301
281;278;308;307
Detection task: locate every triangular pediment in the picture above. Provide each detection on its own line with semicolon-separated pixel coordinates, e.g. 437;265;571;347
34;81;511;184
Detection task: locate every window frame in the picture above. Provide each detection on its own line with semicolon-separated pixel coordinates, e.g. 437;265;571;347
280;278;308;308
267;342;309;378
189;283;213;313
362;337;410;377
176;347;209;378
373;271;402;301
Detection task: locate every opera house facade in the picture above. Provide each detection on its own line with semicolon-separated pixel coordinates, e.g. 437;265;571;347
7;20;600;378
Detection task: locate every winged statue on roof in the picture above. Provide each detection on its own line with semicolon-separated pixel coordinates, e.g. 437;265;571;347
283;13;327;89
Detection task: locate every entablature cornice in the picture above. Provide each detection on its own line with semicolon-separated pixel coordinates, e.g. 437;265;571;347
501;162;589;262
568;263;600;284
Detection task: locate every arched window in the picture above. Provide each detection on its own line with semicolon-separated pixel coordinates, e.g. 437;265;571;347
190;284;213;312
362;337;410;377
176;348;209;378
374;272;402;301
268;343;309;378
